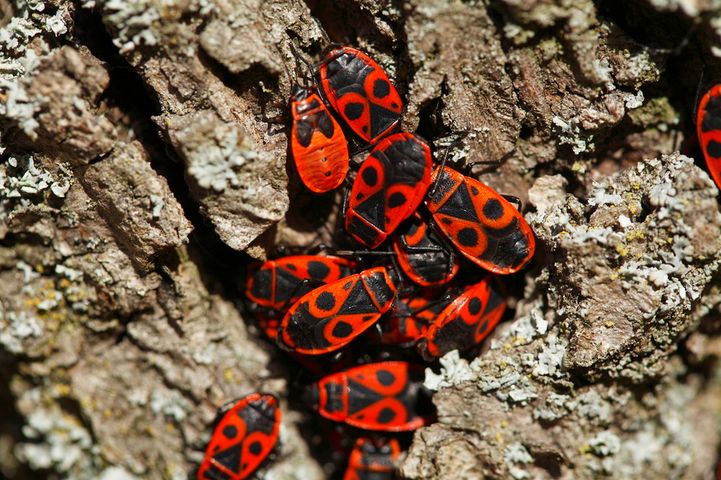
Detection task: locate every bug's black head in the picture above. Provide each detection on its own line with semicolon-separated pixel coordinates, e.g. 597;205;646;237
301;383;320;410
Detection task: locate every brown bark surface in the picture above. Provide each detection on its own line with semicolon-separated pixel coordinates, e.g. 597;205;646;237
1;0;721;479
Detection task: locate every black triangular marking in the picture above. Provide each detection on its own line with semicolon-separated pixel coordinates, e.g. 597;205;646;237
212;444;242;472
369;102;400;139
347;378;384;415
337;281;378;315
354;189;386;230
437;183;481;223
274;267;305;303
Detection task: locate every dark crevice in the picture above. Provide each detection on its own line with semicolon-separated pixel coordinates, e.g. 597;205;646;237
73;7;255;292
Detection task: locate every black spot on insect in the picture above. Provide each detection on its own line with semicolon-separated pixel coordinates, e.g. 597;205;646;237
483;198;504;220
471;186;479;195
377;408;396;423
343;281;353;291
373;79;390;98
391;102;399;109
356;192;365;201
308;261;330;280
468;297;482;315
222;425;237;439
248;441;263;455
376;369;395;386
707;139;721;158
325;171;331;177
362;315;374;321
702;95;721;132
345;102;364;120
362;125;369;133
285;263;297;271
388;192;406;208
316;291;336;311
458;228;479;247
442;218;452;225
362;166;378;186
332;321;353;338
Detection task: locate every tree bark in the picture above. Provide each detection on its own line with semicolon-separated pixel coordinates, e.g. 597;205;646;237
1;0;720;479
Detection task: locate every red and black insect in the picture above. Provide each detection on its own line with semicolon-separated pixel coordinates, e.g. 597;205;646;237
290;85;350;193
425;166;535;274
392;211;460;286
197;393;281;480
343;437;401;480
302;361;428;431
318;46;403;144
277;266;397;355
417;275;506;360
696;84;721;190
246;255;355;311
345;133;433;248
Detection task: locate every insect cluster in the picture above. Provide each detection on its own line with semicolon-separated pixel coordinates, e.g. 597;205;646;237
197;45;537;479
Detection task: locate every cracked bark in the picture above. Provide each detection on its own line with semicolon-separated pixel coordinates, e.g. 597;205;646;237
1;0;721;479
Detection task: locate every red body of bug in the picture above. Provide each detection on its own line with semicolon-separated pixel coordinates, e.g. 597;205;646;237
392;211;460;286
346;133;432;248
246;255;355;311
696;84;721;190
343;437;401;480
303;361;427;431
318;46;403;143
417;275;506;360
290;86;350;193
277;266;396;355
425;166;535;274
197;393;281;480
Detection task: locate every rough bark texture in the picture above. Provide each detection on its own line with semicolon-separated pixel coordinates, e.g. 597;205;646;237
1;0;721;479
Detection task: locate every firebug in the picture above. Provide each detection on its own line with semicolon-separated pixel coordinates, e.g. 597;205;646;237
425;166;535;274
277;266;396;355
345;133;432;248
197;393;280;480
290;85;350;193
417;275;506;360
302;361;429;431
318;46;403;143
